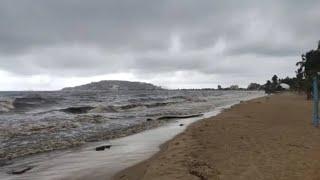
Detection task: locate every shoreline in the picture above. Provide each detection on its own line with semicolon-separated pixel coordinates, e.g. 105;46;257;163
0;90;263;164
0;93;263;180
57;97;251;180
0;116;182;166
112;95;267;180
114;93;320;180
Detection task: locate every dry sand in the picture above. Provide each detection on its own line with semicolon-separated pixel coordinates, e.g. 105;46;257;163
113;93;320;180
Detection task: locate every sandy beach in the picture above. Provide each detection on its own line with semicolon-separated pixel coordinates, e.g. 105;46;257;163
1;1;319;180
114;93;320;180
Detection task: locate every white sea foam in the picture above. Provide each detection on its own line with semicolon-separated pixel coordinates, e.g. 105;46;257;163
0;98;14;112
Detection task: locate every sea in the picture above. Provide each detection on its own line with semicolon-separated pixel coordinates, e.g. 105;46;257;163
0;90;264;165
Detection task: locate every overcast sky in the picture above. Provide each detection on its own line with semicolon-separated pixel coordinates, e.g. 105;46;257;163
0;0;319;90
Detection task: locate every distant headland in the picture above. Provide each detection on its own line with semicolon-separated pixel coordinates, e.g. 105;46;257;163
61;80;163;91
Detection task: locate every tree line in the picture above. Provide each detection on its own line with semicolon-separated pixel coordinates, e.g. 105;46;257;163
261;41;320;98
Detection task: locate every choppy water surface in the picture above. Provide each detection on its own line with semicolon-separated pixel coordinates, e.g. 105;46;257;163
0;90;263;164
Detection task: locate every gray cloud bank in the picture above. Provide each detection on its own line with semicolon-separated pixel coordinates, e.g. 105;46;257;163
0;0;319;90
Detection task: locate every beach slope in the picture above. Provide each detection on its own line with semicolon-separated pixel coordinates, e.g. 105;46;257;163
114;93;320;180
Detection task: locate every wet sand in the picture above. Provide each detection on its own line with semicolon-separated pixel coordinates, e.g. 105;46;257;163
114;93;320;180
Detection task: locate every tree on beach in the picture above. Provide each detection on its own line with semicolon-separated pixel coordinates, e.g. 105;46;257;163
264;80;273;94
279;77;299;90
247;83;262;90
272;75;278;86
296;41;320;99
264;75;294;93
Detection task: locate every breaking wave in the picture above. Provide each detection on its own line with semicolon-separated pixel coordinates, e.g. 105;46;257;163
60;106;95;114
0;94;57;113
0;99;15;112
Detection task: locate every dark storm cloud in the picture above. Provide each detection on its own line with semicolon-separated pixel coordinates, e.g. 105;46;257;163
0;0;317;54
0;0;319;89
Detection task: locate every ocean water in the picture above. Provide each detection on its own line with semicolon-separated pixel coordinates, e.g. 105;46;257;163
0;90;264;164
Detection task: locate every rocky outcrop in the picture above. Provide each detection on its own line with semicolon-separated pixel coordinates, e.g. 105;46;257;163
95;145;112;151
8;166;33;175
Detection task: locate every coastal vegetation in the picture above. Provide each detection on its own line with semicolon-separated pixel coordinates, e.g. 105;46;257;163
295;41;320;99
262;41;320;98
